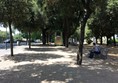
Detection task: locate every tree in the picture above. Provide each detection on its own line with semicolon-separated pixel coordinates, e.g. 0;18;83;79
107;0;118;46
77;0;92;65
77;0;107;65
43;0;81;47
0;0;30;56
31;31;42;40
14;33;23;40
36;0;50;45
14;0;40;49
88;0;118;45
0;30;6;42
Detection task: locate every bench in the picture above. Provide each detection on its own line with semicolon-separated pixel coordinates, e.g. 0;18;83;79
94;47;109;59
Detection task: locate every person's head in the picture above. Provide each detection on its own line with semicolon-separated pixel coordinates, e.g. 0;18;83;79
93;43;96;45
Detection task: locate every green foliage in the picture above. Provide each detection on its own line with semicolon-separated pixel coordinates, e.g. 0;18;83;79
0;0;30;24
107;0;118;33
70;28;80;41
43;0;81;34
85;26;93;44
85;26;93;38
31;31;42;40
13;34;23;40
0;30;6;42
22;33;28;39
88;0;118;38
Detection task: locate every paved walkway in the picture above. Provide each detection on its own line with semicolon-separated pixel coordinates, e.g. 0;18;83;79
0;45;118;83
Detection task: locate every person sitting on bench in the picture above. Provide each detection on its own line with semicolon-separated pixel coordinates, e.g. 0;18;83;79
89;43;100;58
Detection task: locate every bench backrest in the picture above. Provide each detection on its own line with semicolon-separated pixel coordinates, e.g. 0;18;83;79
100;48;108;55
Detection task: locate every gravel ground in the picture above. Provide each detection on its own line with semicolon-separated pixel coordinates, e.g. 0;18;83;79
0;45;118;83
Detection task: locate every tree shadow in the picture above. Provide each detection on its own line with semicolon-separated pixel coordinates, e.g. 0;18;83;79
25;47;58;52
0;59;118;83
108;46;118;55
0;45;118;83
2;53;64;63
57;46;78;53
0;63;79;83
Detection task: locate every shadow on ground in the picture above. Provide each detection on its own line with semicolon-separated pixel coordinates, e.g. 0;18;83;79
25;47;58;52
0;59;118;83
3;53;64;63
25;45;78;53
0;45;118;83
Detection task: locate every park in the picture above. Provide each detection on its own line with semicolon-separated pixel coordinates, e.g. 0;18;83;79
0;0;118;83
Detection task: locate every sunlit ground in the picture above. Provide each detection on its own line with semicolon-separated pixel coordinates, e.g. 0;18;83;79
0;45;118;83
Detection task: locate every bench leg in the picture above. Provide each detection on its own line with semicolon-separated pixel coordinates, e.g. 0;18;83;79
94;54;101;59
102;55;107;60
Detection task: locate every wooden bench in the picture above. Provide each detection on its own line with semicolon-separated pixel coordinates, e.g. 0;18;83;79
94;47;109;59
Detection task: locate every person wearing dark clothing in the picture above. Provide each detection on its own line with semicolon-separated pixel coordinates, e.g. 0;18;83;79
89;43;100;58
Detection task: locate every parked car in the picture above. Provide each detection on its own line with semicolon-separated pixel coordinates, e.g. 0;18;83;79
3;39;10;43
35;39;41;43
3;39;16;43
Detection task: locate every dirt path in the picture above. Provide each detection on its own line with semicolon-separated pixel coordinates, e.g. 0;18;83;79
0;45;118;83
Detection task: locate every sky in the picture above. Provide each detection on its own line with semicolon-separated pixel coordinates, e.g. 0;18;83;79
0;25;7;31
0;24;20;34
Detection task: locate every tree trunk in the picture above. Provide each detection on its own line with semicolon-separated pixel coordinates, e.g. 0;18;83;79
96;37;98;44
62;32;68;47
77;6;91;65
49;35;51;43
28;30;31;49
26;34;28;45
62;29;69;47
66;18;69;48
46;33;49;44
77;21;86;65
100;36;103;45
106;37;109;46
65;35;69;48
63;31;65;46
62;17;69;48
110;37;112;45
8;21;14;56
62;18;66;46
113;35;116;46
42;29;46;45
